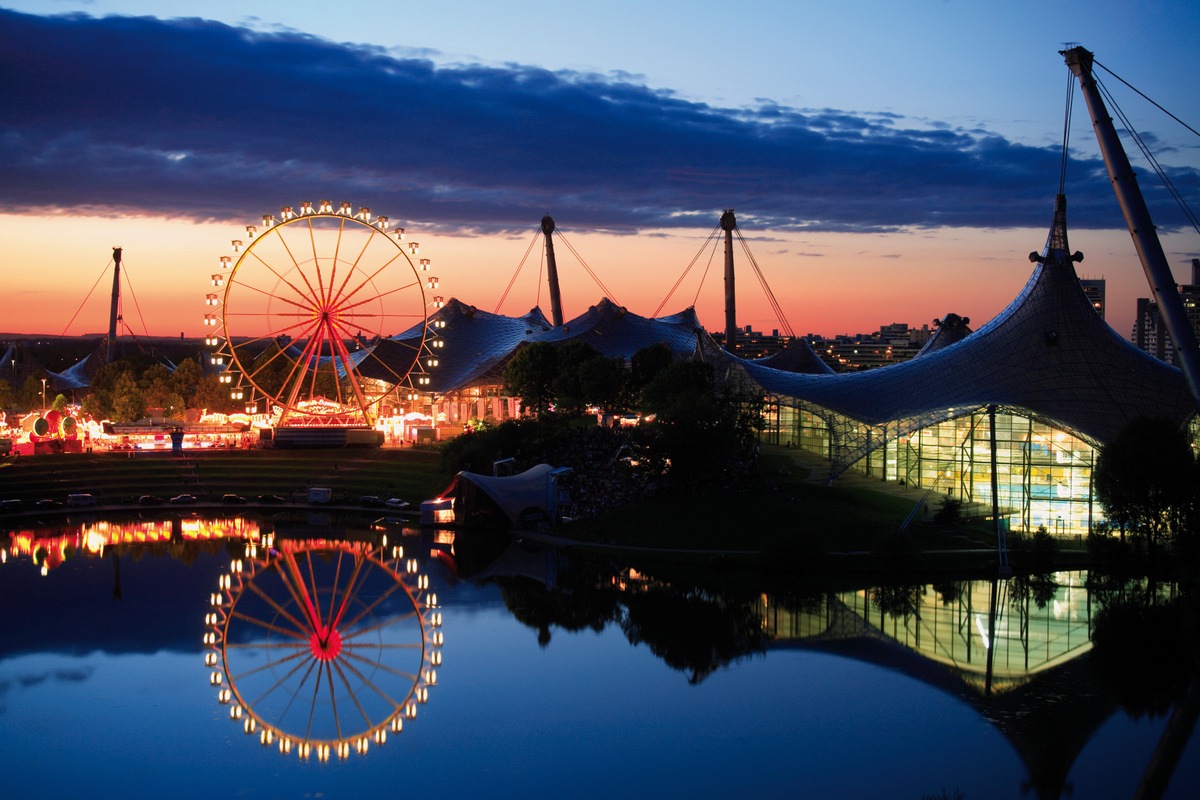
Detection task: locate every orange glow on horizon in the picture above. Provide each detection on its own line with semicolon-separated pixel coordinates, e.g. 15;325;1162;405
1;211;1187;343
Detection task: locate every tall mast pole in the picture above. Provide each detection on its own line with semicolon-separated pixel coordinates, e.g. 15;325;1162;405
1063;46;1200;407
721;209;737;352
107;246;122;364
541;214;565;327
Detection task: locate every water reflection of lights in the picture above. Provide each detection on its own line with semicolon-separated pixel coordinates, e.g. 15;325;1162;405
5;517;259;573
208;536;440;761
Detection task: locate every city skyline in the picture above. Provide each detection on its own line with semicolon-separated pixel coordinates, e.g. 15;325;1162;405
1;1;1197;340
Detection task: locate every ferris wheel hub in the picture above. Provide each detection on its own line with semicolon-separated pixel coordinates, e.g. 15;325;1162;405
309;628;343;661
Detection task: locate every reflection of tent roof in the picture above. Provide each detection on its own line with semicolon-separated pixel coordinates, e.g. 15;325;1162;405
448;464;563;529
732;196;1195;474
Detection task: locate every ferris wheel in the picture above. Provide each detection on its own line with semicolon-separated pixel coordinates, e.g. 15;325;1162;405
204;535;443;761
204;202;445;426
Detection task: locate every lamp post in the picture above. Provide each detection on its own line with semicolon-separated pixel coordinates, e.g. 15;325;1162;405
41;377;47;413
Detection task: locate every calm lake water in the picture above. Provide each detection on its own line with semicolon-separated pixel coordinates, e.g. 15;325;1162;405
2;512;1198;800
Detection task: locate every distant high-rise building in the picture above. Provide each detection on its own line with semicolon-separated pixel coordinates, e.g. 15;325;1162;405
1080;277;1106;319
1131;258;1200;365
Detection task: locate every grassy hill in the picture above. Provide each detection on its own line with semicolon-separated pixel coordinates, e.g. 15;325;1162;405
0;447;453;507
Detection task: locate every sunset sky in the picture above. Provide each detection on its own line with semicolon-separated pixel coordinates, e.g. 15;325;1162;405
1;1;1197;341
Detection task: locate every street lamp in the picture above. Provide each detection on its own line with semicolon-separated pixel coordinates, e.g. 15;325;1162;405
41;377;47;413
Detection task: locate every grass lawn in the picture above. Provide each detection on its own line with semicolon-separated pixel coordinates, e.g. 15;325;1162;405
0;447;455;506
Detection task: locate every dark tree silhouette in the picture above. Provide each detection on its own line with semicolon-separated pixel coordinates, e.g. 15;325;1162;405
1094;416;1194;553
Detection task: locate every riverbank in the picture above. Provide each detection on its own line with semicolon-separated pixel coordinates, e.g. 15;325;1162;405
1;443;1094;575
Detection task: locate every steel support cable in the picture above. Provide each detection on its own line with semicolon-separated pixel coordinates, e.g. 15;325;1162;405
734;228;796;338
555;230;620;305
493;227;541;314
1060;68;1075;196
119;255;152;344
59;255;116;337
689;237;720;310
1094;59;1200;140
652;224;722;318
1095;72;1200;237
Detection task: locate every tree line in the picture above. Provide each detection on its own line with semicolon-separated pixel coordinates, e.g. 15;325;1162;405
0;354;241;423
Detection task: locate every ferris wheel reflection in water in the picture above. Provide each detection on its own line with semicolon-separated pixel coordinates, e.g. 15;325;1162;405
204;533;442;761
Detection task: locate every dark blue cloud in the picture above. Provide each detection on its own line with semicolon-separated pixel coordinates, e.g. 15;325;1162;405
0;8;1194;232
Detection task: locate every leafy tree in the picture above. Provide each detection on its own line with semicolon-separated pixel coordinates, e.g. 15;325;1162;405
110;370;147;423
627;342;674;403
139;362;172;391
142;374;176;413
192;374;235;415
1094;416;1194;553
170;356;204;403
0;379;13;410
576;353;626;413
638;359;763;492
17;373;47;411
503;342;561;415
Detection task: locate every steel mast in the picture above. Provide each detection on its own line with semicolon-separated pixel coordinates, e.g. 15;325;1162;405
721;209;737;351
107;246;122;364
541;214;565;327
1063;46;1200;407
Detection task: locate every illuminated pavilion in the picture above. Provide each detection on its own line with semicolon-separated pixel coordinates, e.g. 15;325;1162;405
726;195;1196;536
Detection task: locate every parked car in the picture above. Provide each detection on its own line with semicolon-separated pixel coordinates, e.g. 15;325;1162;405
384;498;410;510
169;494;198;505
360;495;383;507
67;493;96;507
138;495;165;506
257;494;286;504
36;498;63;509
221;494;247;505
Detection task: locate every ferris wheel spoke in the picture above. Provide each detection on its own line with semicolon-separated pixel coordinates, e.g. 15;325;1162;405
305;659;326;741
321;321;373;414
336;650;413;712
333;257;412;314
341;608;421;642
224;640;314;650
229;643;310;683
327;553;369;632
228;277;316;315
343;640;424;649
329;227;394;309
335;279;422;318
278;327;329;417
325;318;383;400
239;582;314;641
228;608;311;642
281;552;327;635
340;648;422;685
245;651;319;712
270;225;328;310
325;662;344;743
245;240;324;309
337;579;412;633
274;651;323;728
323;550;349;627
305;218;331;309
329;657;377;729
